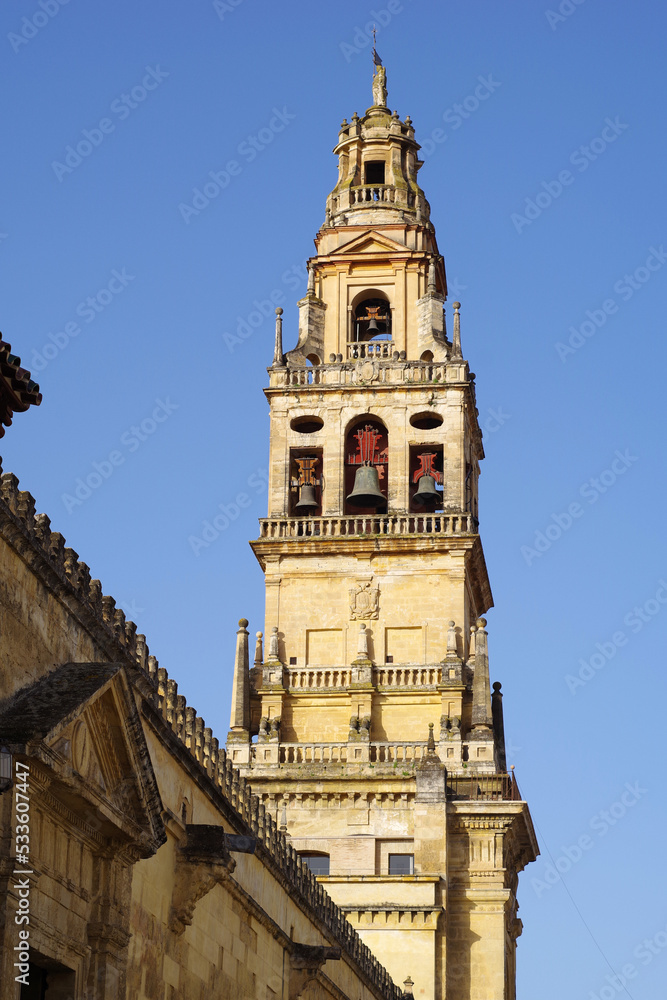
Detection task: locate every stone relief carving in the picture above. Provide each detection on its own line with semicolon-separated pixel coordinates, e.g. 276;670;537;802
349;581;380;620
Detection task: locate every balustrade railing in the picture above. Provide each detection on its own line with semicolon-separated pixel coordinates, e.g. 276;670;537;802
275;742;429;765
350;184;394;204
288;668;352;689
258;512;474;540
279;743;351;764
277;360;452;389
446;773;521;802
258;744;523;801
369;743;427;763
284;666;442;691
348;184;415;208
347;340;394;360
374;666;441;687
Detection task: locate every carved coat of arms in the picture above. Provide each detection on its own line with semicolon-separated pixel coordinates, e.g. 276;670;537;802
349;581;380;620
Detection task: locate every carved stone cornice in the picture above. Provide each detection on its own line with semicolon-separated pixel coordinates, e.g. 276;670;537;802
343;905;443;931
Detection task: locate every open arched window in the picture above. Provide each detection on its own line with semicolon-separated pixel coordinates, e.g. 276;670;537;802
348;291;393;359
344;417;388;514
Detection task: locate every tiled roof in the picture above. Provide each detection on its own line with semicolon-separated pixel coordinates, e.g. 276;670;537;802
0;339;42;437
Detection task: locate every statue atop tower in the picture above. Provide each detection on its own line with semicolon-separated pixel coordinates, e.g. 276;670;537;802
372;62;387;107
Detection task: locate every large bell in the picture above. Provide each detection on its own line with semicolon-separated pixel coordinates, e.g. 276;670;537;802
413;474;439;505
347;463;385;508
295;484;318;511
367;317;379;333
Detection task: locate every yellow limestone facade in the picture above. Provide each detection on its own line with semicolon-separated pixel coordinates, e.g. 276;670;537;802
228;67;539;1000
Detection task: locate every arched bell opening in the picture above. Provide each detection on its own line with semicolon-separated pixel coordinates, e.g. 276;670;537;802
289;449;323;516
348;290;392;360
344;417;388;515
409;444;444;512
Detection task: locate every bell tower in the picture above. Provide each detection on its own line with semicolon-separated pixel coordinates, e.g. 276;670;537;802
228;65;538;1000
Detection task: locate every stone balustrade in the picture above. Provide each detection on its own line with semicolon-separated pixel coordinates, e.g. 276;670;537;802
258;512;475;539
349;183;406;205
288;668;353;689
446;773;521;802
272;359;457;389
272;742;430;766
370;742;429;764
346;340;394;360
374;666;442;687
278;743;353;764
286;666;443;690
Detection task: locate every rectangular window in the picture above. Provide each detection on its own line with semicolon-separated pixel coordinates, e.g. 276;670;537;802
299;853;330;876
365;160;385;184
388;853;414;875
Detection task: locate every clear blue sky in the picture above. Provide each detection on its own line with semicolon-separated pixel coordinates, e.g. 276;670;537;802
1;2;666;996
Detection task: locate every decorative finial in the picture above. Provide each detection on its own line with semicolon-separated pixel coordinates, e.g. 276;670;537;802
427;257;436;294
272;307;285;367
357;623;368;658
447;620;457;656
254;631;263;666
268;626;280;660
469;623;477;658
238;618;249;629
403;976;414;997
427;723;436;752
452;301;462;358
307;265;315;295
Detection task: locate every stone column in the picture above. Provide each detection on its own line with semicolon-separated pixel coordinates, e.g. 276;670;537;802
227;619;251;762
470;618;493;739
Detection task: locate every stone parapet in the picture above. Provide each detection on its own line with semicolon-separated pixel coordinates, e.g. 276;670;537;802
257;512;476;539
268;359;471;390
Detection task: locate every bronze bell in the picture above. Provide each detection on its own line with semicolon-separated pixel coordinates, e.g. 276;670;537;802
414;474;439;504
295;484;318;512
347;463;385;508
367;317;379;333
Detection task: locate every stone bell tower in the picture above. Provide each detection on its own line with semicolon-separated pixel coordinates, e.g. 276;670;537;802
227;65;538;1000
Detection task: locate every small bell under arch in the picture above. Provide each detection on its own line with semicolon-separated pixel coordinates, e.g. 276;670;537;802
413;474;439;505
295;484;318;511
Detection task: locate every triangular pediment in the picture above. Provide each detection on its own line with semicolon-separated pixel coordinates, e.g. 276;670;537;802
0;663;165;856
329;229;410;257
